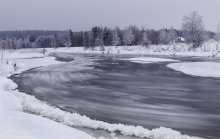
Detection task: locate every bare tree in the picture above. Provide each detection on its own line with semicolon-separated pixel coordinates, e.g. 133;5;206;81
95;32;104;46
182;11;206;48
95;32;105;51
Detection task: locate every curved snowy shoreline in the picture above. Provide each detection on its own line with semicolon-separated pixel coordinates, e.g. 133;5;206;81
167;62;220;78
0;55;95;139
0;51;204;139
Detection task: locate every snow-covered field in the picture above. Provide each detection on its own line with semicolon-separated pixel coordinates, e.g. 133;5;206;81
167;62;220;78
1;42;217;139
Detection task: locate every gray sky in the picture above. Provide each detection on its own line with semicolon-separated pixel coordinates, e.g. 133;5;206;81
0;0;220;31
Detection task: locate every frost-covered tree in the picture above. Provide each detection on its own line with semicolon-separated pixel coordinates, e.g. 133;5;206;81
95;32;105;51
15;39;23;49
95;32;104;46
168;27;177;44
141;31;151;47
159;29;169;44
91;26;102;46
112;27;121;46
36;36;52;48
130;26;141;45
59;31;71;48
123;27;134;45
182;11;206;48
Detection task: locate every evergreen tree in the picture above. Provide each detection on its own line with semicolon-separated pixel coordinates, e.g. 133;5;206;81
103;27;112;46
69;29;74;47
83;32;90;48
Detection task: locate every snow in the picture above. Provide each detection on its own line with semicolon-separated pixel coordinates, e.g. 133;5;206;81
0;49;204;139
2;40;219;59
0;111;94;139
0;53;95;139
125;57;178;64
10;90;204;139
167;62;220;78
35;39;220;57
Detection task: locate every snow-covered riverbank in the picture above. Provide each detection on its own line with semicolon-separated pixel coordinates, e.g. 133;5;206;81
0;49;207;139
3;40;219;58
0;52;95;139
44;40;220;57
167;62;220;78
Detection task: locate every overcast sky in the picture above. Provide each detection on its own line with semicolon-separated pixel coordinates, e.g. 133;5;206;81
0;0;220;31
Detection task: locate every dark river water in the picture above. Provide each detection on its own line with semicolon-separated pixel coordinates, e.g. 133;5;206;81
12;53;220;139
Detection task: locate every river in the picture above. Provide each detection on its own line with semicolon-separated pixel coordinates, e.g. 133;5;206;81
11;53;220;139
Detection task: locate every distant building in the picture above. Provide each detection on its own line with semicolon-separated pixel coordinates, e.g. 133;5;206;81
176;37;185;43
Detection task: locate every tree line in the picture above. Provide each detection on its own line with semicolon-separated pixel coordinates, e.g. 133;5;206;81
0;11;219;50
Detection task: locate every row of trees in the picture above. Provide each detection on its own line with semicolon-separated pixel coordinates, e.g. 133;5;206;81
0;31;70;49
66;26;182;48
0;27;181;49
0;12;219;50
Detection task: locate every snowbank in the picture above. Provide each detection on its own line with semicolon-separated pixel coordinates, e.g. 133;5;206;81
13;90;203;139
0;50;203;139
124;57;178;64
167;62;220;78
0;55;95;139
